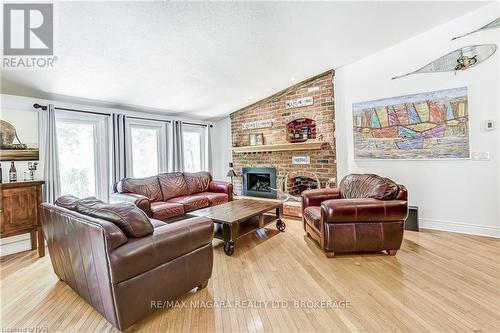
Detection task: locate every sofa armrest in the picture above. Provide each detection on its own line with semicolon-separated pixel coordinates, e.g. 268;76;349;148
108;216;214;284
208;180;233;201
302;188;341;209
321;198;408;223
396;184;408;201
110;192;152;217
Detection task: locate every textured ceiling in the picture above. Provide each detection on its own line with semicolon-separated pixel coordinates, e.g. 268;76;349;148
1;1;488;119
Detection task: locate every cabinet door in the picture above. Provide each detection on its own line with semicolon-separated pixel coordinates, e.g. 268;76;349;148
2;186;38;234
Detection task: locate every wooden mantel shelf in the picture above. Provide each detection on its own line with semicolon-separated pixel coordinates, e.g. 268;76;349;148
232;141;325;153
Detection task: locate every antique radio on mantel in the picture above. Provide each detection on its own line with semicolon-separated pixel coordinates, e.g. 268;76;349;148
286;118;317;143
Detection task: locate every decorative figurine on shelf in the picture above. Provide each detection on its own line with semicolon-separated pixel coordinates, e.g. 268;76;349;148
9;161;17;182
28;162;38;180
318;134;324;141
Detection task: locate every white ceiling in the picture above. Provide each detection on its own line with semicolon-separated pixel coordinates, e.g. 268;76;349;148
1;1;489;120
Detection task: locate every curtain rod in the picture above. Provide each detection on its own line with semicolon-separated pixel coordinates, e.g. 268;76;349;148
127;116;171;123
183;122;213;128
33;103;212;127
33;103;111;116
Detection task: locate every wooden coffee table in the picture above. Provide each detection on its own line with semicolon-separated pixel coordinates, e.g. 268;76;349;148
187;198;285;256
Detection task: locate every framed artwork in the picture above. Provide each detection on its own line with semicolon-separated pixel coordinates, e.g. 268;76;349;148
352;87;469;159
249;133;263;146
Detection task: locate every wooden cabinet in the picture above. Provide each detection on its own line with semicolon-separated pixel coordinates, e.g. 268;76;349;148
0;181;45;257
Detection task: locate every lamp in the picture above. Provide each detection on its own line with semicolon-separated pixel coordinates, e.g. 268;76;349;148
227;163;236;185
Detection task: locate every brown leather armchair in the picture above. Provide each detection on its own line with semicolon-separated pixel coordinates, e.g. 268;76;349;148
302;174;408;257
40;197;214;330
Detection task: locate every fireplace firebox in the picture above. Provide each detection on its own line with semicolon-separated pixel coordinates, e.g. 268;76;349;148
242;167;277;199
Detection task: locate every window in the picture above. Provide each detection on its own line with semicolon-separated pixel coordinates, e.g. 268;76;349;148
183;124;206;172
126;119;168;177
56;112;109;200
130;127;159;177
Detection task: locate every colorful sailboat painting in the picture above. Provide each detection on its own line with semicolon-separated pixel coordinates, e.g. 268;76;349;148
395;137;424;150
352;87;469;159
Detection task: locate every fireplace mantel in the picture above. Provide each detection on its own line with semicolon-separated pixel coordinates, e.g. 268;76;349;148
232;141;325;154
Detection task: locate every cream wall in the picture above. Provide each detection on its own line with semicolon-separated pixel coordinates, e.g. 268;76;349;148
334;3;500;237
0;107;40;182
211;116;232;181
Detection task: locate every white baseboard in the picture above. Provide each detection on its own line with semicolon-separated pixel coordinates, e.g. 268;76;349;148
419;218;500;238
0;233;32;257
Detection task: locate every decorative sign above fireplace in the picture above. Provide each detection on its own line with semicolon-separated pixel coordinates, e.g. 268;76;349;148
242;119;273;130
292;156;310;164
286;96;313;109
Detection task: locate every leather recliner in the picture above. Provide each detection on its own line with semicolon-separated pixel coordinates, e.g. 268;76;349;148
40;196;214;331
301;174;408;257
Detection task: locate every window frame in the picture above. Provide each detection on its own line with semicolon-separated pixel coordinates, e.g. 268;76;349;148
125;118;169;177
55;111;110;201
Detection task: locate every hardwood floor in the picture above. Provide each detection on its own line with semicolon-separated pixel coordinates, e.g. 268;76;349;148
1;218;499;332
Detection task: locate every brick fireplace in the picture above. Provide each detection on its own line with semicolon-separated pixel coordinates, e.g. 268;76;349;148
230;70;336;217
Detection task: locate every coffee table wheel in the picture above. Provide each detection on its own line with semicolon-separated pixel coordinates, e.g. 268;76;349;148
224;241;234;256
276;219;286;232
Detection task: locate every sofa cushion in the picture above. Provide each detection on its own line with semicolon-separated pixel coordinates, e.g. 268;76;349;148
158;172;189;201
72;197;154;237
150;201;185;220
303;206;321;230
117;176;162;202
184;171;212;195
193;192;228;206
167;195;210;212
55;194;80;210
340;174;399;200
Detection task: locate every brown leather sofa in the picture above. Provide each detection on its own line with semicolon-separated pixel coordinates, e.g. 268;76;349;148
40;195;214;331
111;171;233;221
302;174;408;257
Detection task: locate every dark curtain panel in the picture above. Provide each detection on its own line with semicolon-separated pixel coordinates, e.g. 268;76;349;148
112;113;127;188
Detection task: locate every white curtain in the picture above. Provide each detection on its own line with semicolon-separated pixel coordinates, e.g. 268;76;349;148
38;104;61;203
206;125;213;174
112;113;127;187
172;120;184;172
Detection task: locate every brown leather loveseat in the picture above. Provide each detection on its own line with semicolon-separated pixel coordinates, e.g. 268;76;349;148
112;171;233;221
302;174;408;257
40;195;214;330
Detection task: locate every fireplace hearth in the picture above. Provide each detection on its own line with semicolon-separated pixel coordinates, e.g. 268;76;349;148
242;167;277;199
